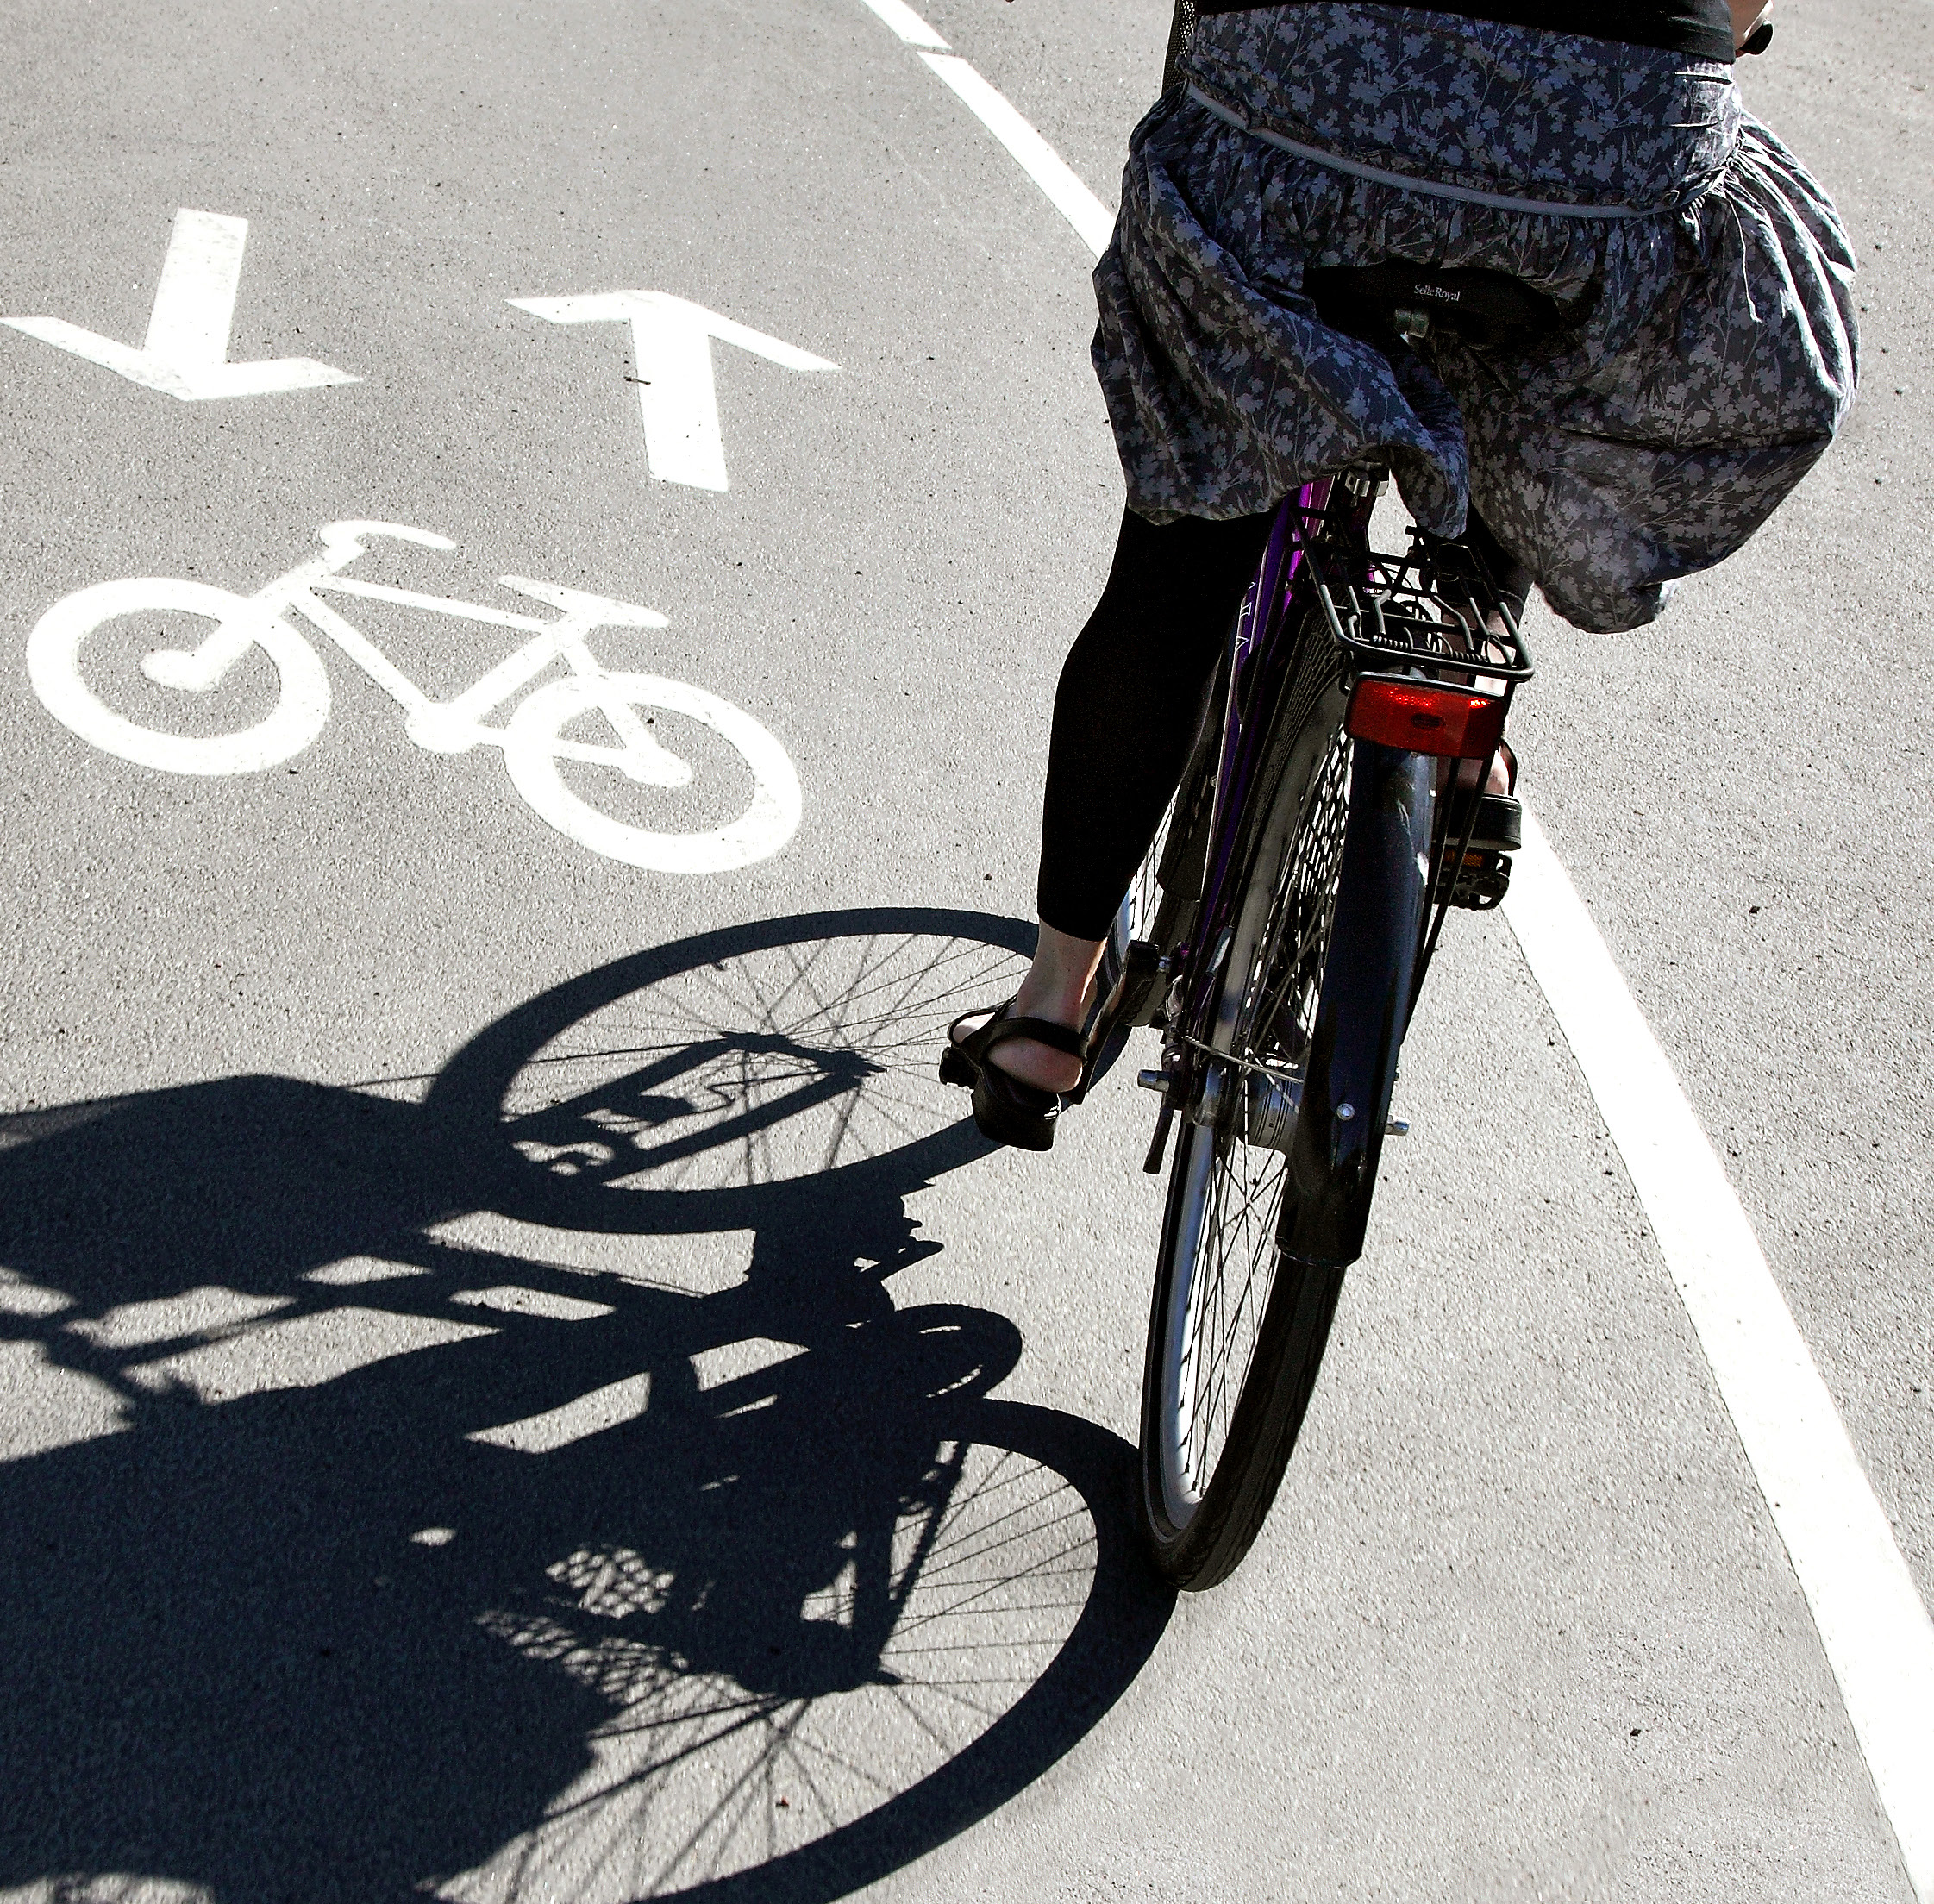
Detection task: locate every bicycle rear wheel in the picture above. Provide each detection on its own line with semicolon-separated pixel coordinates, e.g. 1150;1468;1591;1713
1137;652;1430;1589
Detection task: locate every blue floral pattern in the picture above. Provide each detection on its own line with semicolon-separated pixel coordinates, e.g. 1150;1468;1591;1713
1092;3;1859;630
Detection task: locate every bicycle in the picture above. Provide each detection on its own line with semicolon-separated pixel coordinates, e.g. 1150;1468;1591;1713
1080;272;1539;1591
24;518;802;875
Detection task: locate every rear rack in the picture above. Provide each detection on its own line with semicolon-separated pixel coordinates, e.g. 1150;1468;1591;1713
1283;479;1536;685
1278;472;1538;977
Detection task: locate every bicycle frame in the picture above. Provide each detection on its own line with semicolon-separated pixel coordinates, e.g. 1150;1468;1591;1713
1191;481;1343;999
1127;473;1530;1266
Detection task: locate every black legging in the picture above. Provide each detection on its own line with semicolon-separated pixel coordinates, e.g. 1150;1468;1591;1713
1036;507;1276;940
1035;504;1530;940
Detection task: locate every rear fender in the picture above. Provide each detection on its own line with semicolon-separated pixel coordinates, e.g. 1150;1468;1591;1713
1274;740;1432;1266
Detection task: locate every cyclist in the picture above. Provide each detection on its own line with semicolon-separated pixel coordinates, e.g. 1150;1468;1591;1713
946;0;1856;1149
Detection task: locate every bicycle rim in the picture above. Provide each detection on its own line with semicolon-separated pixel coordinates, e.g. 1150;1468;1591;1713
1140;704;1354;1588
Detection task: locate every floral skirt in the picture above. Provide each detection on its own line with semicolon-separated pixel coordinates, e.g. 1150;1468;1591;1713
1092;3;1859;630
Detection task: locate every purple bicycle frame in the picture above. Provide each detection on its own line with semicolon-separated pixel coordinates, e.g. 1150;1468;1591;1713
1177;476;1341;1035
1148;469;1436;1264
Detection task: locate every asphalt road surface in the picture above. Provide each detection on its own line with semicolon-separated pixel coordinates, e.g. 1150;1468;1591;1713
1;3;1929;1900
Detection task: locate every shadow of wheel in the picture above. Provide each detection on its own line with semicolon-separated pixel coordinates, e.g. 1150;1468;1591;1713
429;909;1037;1235
442;1391;1163;1904
422;911;1172;1900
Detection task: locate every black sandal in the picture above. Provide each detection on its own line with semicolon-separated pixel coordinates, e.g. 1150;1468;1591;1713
939;999;1089;1152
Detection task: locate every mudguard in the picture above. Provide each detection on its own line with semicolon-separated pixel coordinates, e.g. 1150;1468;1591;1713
1274;739;1434;1267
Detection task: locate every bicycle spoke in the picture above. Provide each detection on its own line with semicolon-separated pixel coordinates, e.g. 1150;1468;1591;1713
449;1430;1096;1900
1158;717;1352;1521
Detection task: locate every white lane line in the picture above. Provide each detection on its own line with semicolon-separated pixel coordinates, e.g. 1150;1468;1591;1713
858;0;949;50
863;9;1934;1888
1507;812;1934;1900
863;9;1113;257
917;54;1117;258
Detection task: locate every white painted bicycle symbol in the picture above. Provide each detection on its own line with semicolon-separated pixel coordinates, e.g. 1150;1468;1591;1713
26;519;803;874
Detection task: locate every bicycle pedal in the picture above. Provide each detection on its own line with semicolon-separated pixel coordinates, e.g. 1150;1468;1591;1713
1437;848;1512;911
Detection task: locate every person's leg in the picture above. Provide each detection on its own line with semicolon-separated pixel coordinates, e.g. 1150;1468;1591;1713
979;504;1278;1093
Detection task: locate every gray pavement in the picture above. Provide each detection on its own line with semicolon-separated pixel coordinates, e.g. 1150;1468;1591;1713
0;2;1927;1900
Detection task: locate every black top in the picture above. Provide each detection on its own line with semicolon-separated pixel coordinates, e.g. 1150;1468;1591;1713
1192;0;1736;63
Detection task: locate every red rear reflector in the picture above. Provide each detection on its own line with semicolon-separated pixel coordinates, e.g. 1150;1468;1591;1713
1346;677;1506;760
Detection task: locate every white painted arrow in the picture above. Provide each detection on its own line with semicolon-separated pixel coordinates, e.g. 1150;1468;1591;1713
509;291;836;492
1;209;360;402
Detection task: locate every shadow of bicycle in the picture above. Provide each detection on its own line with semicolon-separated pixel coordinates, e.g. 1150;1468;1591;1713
0;910;1172;1904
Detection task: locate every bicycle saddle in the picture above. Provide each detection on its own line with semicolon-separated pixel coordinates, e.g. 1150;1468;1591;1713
1305;261;1563;352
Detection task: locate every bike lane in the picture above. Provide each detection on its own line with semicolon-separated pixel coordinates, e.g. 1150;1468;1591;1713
0;0;1117;1106
900;1;1933;1895
0;2;1925;1901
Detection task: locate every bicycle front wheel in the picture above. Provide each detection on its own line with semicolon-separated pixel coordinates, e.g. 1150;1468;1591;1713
1137;670;1431;1589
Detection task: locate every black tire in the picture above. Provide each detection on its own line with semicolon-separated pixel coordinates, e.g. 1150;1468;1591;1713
1135;665;1362;1591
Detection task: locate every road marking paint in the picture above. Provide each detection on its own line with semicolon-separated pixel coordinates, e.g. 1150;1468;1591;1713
27;520;803;874
509;289;836;492
2;208;360;401
504;668;804;874
867;13;1934;1886
858;0;949;50
145;208;252;364
917;54;1117;258
31;575;334;777
467;1372;654;1454
1507;813;1934;1899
